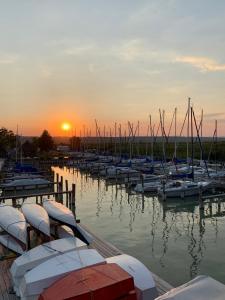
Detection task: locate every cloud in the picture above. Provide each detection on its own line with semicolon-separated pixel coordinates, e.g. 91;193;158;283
40;65;52;78
175;55;225;72
0;54;17;64
63;44;95;56
204;112;225;119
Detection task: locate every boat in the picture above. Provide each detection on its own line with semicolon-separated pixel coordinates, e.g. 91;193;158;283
106;254;158;300
0;234;24;255
10;237;87;296
155;275;225;299
21;202;50;237
158;181;202;198
43;199;91;244
134;181;162;193
3;174;43;183
39;263;137;300
0;178;50;190
0;205;27;244
18;249;105;299
43;199;76;227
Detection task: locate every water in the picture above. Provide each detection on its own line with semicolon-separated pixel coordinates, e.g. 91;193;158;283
53;166;225;287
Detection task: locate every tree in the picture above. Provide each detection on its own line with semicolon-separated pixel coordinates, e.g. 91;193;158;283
38;130;54;152
22;138;39;157
0;127;16;157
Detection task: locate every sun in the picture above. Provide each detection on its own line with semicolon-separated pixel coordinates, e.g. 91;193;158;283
61;122;71;131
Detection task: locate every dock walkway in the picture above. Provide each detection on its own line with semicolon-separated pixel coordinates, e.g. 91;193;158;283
0;224;173;300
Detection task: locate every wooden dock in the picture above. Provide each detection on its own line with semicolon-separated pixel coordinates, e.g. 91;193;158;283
0;223;173;300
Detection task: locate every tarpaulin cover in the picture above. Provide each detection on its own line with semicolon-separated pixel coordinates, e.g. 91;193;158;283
155;276;225;300
39;263;137;300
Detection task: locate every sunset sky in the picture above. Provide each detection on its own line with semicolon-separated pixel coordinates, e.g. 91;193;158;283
1;0;225;136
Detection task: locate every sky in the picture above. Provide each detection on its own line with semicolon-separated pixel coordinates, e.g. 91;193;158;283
1;0;225;136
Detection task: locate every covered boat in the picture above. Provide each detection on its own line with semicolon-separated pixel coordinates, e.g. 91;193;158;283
155;275;225;300
38;263;137;300
22;202;50;236
0;234;24;255
158;181;200;198
106;254;158;300
0;205;27;244
43;199;76;227
18;249;105;299
10;237;87;296
43;199;90;244
0;178;50;190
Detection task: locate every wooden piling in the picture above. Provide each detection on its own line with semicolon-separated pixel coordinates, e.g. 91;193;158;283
65;179;68;207
71;183;76;215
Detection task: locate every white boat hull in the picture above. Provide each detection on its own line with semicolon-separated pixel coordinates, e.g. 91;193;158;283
106;254;158;300
43;199;76;227
10;237;87;296
0;205;27;244
0;234;24;255
22;203;50;236
18;249;105;299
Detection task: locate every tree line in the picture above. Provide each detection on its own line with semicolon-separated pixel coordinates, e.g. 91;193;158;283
0;128;55;157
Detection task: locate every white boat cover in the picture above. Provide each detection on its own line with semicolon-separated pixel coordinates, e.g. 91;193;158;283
22;202;50;236
106;254;158;300
43;199;76;227
10;237;87;296
1;178;50;187
19;249;105;299
0;234;24;255
0;205;27;244
155;276;225;300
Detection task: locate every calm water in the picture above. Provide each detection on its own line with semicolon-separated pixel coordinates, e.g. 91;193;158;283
53;166;225;287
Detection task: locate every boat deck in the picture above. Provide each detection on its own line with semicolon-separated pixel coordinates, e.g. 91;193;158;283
0;224;173;300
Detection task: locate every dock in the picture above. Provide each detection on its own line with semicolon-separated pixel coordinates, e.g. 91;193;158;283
0;223;173;300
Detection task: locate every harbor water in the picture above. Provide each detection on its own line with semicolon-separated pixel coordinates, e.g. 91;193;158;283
53;166;225;287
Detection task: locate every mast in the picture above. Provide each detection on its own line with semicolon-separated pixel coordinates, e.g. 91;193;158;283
150;115;154;161
187;97;191;163
16;124;18;163
200;109;203;161
215;119;218;173
114;122;117;155
190;106;194;181
174;107;177;159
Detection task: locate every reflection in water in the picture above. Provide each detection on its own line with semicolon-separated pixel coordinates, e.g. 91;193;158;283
52;166;225;286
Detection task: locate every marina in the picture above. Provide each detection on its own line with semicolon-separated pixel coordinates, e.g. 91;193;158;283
2;1;225;298
1;154;225;298
0;159;175;299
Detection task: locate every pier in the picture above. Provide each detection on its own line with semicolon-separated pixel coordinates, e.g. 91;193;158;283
0;222;173;300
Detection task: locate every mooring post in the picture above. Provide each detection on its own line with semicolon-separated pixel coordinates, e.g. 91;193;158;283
56;173;59;192
60;176;63;191
65;179;69;207
71;183;76;215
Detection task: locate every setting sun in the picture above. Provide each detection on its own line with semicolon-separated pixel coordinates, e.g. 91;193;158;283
61;122;71;131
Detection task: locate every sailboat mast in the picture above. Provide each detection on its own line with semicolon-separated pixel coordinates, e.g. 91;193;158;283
190;106;194;180
200;109;203;161
16;124;18;163
215;119;218;173
174;107;177;159
187;97;191;163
